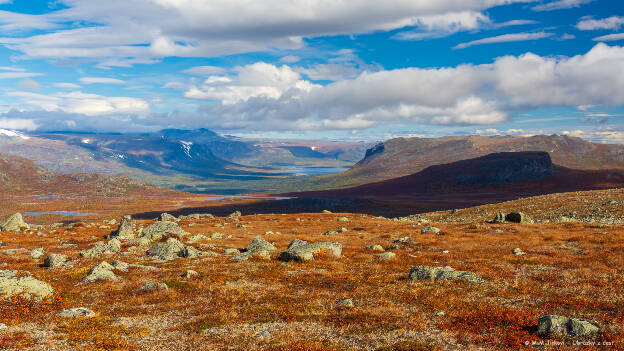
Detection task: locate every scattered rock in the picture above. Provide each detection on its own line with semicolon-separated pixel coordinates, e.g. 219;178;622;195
322;210;332;214
80;239;121;258
337;217;349;222
336;298;354;308
147;238;186;260
505;212;533;224
29;247;45;259
233;236;277;262
210;232;223;239
183;270;198;279
536;315;600;338
421;226;440;234
43;254;68;268
0;213;29;232
512;248;526;256
338;227;348;233
0;323;6;331
492;211;506;223
365;245;384;252
223;248;240;255
393;237;412;244
180;246;200;258
408;266;483;283
84;262;118;283
227;211;242;219
140;221;188;242
158;213;178;222
376;252;396;260
136;282;168;293
287;239;308;249
324;230;339;235
187;234;208;244
58;307;95;318
111;260;129;272
109;215;134;240
280;240;342;262
0;270;53;300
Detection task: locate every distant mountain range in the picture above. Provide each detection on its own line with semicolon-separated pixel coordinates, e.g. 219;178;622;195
298;134;624;191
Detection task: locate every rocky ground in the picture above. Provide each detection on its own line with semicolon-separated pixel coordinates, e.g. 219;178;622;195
0;189;623;350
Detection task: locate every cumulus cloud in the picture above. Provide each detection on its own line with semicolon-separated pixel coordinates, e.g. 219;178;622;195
532;0;595;11
0;117;38;131
78;77;126;84
0;0;533;64
454;32;553;49
577;16;624;31
17;78;40;91
177;43;624;132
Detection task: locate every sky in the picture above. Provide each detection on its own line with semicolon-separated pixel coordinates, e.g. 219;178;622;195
0;0;622;143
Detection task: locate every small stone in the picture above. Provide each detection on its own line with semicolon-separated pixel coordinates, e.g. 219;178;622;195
58;307;95;318
338;227;348;233
183;270;198;279
43;254;67;268
223;248;240;255
210;232;223;239
435;311;445;317
537;315;600;337
322;210;332;214
512;248;525;256
421;226;440;234
393;237;412;244
365;245;384;252
29;247;45;259
324;230;339;235
187;234;208;244
0;323;6;331
376;252;396;260
180;246;200;258
136;282;168;293
336;298;354;308
337;217;349;222
408;265;483;283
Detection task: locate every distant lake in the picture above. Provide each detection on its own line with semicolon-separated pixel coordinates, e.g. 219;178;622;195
26;211;91;216
281;166;349;176
200;195;295;201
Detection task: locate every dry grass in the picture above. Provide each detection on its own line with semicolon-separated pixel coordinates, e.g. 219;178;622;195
0;189;623;350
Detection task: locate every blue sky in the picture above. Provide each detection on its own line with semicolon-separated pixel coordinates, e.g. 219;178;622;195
0;0;622;143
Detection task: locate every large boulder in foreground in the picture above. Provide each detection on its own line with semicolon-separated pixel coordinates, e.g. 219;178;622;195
0;270;53;300
409;266;483;283
537;315;600;338
0;213;29;232
109;215;134;240
279;240;342;262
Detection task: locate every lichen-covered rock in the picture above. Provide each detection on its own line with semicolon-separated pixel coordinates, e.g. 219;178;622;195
492;210;506;223
408;266;483;283
287;239;308;249
136;282;168;293
421;226;440;234
43;254;67;268
29;247;45;259
512;248;526;256
365;245;384;252
80;239;121;258
0;213;28;232
232;236;277;262
0;270;53;300
223;248;240;255
111;260;129;272
58;307;95;318
84;262;118;283
376;252;396;260
109;215;134;240
227;211;242;219
180;246;200;258
140;221;188;242
537;315;600;337
279;241;342;262
246;236;277;253
147;238;185;260
158;213;178;222
186;234;209;244
336;298;354;308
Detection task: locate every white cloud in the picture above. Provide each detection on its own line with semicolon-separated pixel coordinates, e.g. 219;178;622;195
593;33;624;42
78;77;126;84
181;65;226;75
0;117;37;131
18;78;40;91
4;90;149;116
53;82;81;89
393;11;490;40
532;0;595;11
454;32;553;49
0;71;41;79
279;55;300;63
0;0;533;63
179;44;624;132
577;16;624;31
